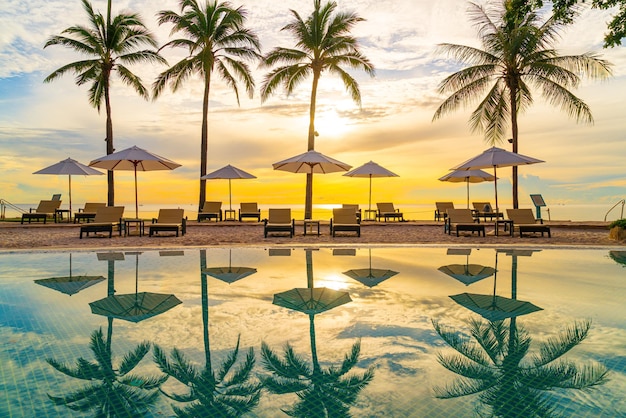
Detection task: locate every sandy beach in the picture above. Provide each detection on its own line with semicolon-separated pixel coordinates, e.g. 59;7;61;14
1;220;623;251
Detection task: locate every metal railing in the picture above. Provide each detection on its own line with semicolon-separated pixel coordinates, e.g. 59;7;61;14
604;199;625;222
0;199;27;219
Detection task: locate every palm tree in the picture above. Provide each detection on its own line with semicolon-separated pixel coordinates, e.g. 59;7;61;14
44;0;166;206
260;0;375;220
153;0;261;213
46;327;166;417
432;318;609;417
152;250;261;417
432;1;612;208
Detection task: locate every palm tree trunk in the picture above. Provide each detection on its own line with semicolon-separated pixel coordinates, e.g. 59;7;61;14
200;250;212;369
305;71;320;220
509;85;520;209
199;73;211;212
104;78;114;206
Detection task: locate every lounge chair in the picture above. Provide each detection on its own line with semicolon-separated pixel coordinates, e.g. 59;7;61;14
264;208;295;238
21;200;62;224
446;209;485;237
435;202;455;221
330;208;361;237
376;202;405;222
342;204;362;222
198;201;222;222
74;202;106;223
506;209;551;238
79;206;124;239
149;209;186;237
472;201;503;221
239;202;261;222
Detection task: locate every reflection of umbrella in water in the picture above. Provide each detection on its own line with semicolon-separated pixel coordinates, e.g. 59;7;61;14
342;248;398;287
35;253;105;296
89;252;182;323
89;145;181;219
609;250;626;267
438;248;495;286
202;249;257;284
200;164;256;212
33;157;104;214
273;249;352;315
450;250;542;321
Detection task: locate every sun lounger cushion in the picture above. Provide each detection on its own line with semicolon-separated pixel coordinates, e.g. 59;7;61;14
79;206;124;238
446;209;485;237
149;209;186;237
506;209;551;237
330;208;361;237
264;208;294;238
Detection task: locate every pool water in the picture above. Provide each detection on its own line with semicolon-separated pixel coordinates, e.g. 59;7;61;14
1;247;624;417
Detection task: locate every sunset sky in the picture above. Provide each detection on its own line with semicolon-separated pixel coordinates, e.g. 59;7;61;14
1;0;625;217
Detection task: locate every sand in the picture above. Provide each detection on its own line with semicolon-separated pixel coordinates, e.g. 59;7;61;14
1;220;623;251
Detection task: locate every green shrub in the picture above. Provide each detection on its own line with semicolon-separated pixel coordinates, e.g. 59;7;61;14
609;219;626;229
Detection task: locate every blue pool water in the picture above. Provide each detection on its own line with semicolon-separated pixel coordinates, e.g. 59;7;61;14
0;246;624;417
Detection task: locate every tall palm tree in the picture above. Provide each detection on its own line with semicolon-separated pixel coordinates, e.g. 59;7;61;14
152;250;261;417
260;0;375;220
46;327;166;417
153;0;261;213
432;1;612;208
44;0;166;206
432;318;609;417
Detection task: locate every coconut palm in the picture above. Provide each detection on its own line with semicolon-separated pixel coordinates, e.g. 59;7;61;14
152;250;261;417
432;1;612;208
46;326;166;417
261;315;374;417
260;0;375;220
153;0;261;213
432;317;609;417
43;0;166;206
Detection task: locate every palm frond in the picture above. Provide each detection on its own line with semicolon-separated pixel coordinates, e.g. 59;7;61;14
530;319;591;367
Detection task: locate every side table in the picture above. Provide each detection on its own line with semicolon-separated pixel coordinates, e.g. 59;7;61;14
55;209;72;223
224;209;237;221
124;219;145;237
303;219;320;236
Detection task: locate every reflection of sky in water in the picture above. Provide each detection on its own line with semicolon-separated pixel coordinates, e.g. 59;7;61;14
0;247;625;416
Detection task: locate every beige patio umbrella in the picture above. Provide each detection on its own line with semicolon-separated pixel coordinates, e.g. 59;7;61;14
89;146;181;218
273;150;352;219
344;161;399;213
200;164;256;211
452;147;544;227
438;169;496;209
33;157;104;214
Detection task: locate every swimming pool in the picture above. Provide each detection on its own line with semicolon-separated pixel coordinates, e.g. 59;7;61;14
1;246;624;417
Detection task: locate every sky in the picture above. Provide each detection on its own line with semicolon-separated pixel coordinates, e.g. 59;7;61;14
1;0;625;218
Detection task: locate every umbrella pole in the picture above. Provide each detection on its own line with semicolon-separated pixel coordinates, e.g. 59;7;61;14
368;175;372;212
229;179;232;211
68;174;72;214
134;165;139;219
493;166;499;236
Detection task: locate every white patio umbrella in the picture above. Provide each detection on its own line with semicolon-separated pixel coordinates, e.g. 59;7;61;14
33;157;104;214
200;164;256;211
89;146;181;218
439;169;496;209
344;161;399;212
273;150;352;219
452;147;544;218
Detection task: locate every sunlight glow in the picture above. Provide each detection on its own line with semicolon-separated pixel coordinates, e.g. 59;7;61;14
314;109;352;138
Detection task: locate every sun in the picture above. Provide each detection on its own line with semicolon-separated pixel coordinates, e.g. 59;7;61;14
314;109;352;138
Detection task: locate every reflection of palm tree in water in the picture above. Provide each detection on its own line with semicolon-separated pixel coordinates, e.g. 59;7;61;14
46;253;165;416
433;251;609;417
261;249;374;417
153;249;261;417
